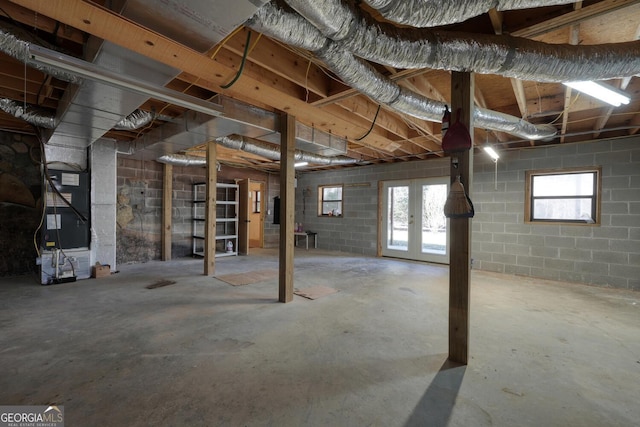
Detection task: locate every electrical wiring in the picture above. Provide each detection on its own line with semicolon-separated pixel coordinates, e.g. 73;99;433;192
221;30;252;89
355;104;381;141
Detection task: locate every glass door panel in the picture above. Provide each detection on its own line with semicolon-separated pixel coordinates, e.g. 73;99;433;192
381;178;449;264
386;185;409;251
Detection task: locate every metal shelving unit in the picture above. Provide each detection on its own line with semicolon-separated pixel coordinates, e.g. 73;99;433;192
192;182;239;258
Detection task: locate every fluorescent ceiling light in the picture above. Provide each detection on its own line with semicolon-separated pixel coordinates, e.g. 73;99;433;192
294;161;308;168
563;81;630;107
28;45;223;117
483;146;500;160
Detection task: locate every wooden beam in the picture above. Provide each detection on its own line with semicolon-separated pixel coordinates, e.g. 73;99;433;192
9;0;398;151
448;71;474;365
278;113;295;303
511;0;640;38
161;163;172;261
488;8;504;35
204;141;217;276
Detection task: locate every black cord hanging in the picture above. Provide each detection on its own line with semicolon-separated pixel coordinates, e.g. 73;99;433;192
221;30;252;89
355;104;381;141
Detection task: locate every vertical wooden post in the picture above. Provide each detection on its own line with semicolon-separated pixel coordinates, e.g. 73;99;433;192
161;163;173;261
204;140;217;276
448;71;474;365
279;113;295;302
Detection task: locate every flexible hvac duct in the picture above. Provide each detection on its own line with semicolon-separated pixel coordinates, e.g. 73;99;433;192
0;28;82;85
113;110;155;130
216;134;359;165
156;154;207;166
283;0;640;81
248;3;557;140
1;27;160;132
0;98;57;129
363;0;576;28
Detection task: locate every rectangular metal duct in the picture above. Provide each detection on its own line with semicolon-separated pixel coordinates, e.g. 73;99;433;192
122;0;270;52
45;0;268;148
125;95;348;160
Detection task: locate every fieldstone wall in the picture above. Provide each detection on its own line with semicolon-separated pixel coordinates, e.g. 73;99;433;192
0;132;42;276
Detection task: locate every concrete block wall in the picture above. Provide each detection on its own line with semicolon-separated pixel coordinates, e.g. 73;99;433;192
296;159;449;255
296;137;640;290
472;137;640;290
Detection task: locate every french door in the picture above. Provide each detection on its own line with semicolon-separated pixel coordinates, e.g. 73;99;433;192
381;177;449;264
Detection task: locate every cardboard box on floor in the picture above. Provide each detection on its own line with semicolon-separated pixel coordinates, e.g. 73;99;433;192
92;263;110;278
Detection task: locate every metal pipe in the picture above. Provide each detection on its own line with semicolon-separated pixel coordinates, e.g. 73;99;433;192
282;0;640;81
248;3;557;140
363;0;576;28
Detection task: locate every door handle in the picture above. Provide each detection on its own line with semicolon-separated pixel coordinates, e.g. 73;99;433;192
244;220;251;223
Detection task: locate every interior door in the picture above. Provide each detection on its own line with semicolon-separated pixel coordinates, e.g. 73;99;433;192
381;177;449;264
249;181;264;248
238;179;250;255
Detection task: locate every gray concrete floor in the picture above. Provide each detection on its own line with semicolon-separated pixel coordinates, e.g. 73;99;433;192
1;249;638;426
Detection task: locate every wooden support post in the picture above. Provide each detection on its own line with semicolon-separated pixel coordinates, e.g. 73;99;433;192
161;163;172;261
278;113;295;303
204;141;217;276
448;71;474;365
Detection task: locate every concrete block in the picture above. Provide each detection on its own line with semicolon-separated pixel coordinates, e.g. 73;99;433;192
602;202;630;214
559;226;593;238
575;237;610;251
504;265;531;276
559;248;592;262
592;250;628;264
481;242;505;253
544;236;576;248
562;154;595;168
493;233;518;244
609;264;640;281
482;222;505;233
517;234;545;246
516;255;544;268
492;253;517;264
533;156;562;169
595;151;631;165
504;243;530;256
531;245;558;258
544;258;575;272
592;227;629;239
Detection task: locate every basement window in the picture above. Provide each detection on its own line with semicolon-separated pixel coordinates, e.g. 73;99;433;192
318;185;343;217
525;167;601;225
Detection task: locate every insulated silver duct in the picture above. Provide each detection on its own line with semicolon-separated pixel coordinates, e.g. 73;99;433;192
0;27;81;84
282;0;640;81
157;154;207;166
363;0;576;28
113;110;155;130
0;98;57;129
1;26;161;132
248;3;557;140
216;134;359;165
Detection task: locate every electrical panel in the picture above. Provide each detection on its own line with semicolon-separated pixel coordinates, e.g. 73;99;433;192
43;170;90;249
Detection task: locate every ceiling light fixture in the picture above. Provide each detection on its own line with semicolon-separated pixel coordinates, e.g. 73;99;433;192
28;45;224;118
483;145;500;161
563;81;630;107
294;161;308;168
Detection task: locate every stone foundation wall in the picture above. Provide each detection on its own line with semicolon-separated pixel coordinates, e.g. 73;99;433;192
0;132;42;276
